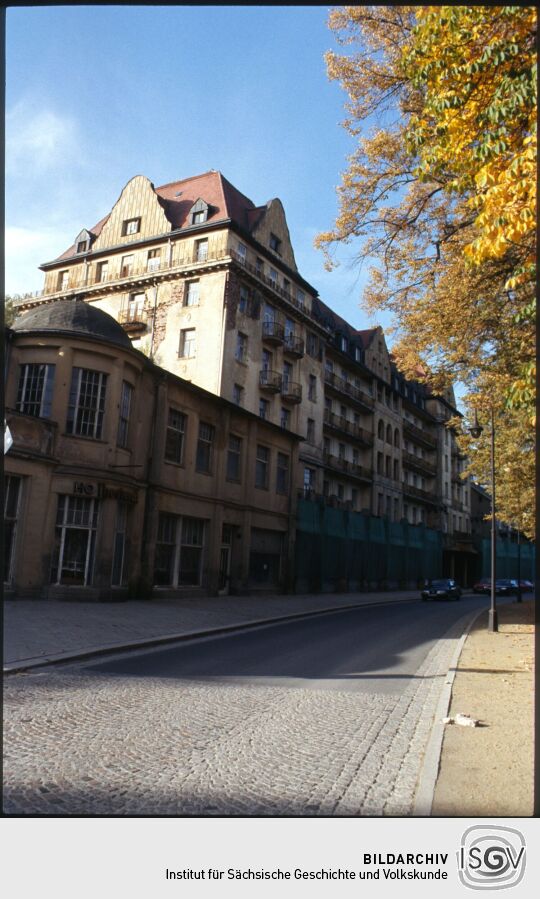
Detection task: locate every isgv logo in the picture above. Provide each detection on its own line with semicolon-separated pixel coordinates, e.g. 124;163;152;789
457;826;526;890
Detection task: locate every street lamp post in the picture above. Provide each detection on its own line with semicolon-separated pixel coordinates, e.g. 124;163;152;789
469;408;498;632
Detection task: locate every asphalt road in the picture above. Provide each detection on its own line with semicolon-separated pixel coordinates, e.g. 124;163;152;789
87;593;496;694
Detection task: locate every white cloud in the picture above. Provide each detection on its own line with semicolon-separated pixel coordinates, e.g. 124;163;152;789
5;225;73;295
6;100;81;176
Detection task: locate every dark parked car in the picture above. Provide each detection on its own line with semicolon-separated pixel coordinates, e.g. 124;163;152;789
518;579;534;592
473;578;491;594
421;578;462;601
494;579;519;595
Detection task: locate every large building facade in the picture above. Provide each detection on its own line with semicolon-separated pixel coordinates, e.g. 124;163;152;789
4;302;299;599
8;170;476;595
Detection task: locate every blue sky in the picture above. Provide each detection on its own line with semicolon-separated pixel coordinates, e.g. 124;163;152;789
6;5;389;332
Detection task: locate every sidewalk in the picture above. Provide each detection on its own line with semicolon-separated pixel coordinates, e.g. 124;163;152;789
3;590;535;816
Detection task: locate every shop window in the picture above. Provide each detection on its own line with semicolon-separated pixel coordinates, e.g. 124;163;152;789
4;475;21;583
154;513;205;586
50;495;98;585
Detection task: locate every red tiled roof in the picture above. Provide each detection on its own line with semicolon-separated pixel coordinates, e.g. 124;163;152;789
51;171;264;263
312;297;379;347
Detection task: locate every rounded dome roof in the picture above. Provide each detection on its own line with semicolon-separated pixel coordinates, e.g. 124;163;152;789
12;300;133;350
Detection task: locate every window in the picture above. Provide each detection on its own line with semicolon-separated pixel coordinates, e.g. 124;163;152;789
179;328;196;358
235;332;247;363
284;317;295;339
96;260;109;282
165;408;186;464
255;445;270;489
385;456;391;477
154;514;205;586
355;346;363;363
308;374;317;401
259;398;269;420
304;467;316;496
394;498;399;521
261;348;272;372
57;270;69;291
385;496;391;518
237;242;247;264
117;381;133;448
282;360;293;392
306;332;318;358
340;336;348;353
111;502;128;586
232;383;243;406
337;484;344;501
378;420;384;440
268;267;278;287
185;280;200;307
256;257;264;277
307;418;315;443
269;233;281;254
353;448;359;465
377;493;384;517
296;288;305;308
195;239;208;262
77;240;88;254
147;248;161;271
121;255;134;277
196;422;214;473
51;495;98;585
226;435;242;481
16;363;55;418
239;285;249;313
394;428;400;447
4;476;21;583
386;424;392;443
276;453;289;495
377;452;384;475
66;368;107;439
393;459;399;480
122;218;141;236
190;199;208;226
283;279;290;294
128;292;145;319
280;407;290;430
338;442;346;460
351;489;358;509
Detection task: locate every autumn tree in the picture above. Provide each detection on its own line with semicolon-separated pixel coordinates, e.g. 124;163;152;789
316;5;536;531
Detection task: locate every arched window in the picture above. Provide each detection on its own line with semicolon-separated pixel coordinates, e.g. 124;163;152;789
378;419;384;440
386;424;392;443
394;428;400;447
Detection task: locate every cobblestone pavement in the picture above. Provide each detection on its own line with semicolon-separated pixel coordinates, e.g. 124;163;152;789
3;610;477;817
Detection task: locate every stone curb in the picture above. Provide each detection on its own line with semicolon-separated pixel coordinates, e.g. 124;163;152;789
3;595;417;674
412;606;487;816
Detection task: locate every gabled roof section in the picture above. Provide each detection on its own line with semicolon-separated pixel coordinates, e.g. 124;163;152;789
155;170;258;230
312;297;378;347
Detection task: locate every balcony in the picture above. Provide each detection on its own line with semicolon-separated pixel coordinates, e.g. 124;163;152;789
262;320;285;346
283;334;305;358
323;410;374;446
324;371;375;412
323;452;373;482
402;483;440;505
259;369;282;393
118;307;148;333
403;420;438;449
402;450;437;476
281;379;302;404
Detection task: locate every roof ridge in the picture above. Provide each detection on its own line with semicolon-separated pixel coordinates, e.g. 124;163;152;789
155;170;222;192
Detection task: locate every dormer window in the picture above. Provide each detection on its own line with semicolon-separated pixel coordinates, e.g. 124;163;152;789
74;228;92;255
189;198;209;226
269;233;281;254
122;218;141;236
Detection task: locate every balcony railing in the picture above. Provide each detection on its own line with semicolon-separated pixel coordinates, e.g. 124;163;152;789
323;410;374;446
402;483;440;505
402;450;437;476
281;380;302;404
259;369;282;392
402;420;438;448
324;372;375;411
118;307;148;332
323;452;373;482
262;320;285;345
283;334;305;358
